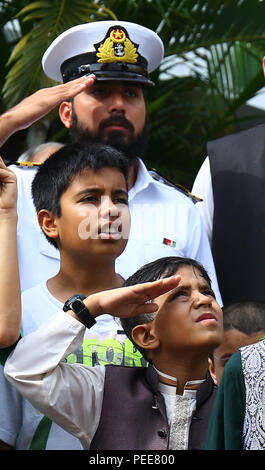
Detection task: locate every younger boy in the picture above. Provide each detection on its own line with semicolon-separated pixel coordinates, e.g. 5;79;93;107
5;256;223;450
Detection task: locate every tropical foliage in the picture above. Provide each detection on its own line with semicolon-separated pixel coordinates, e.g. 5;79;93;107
1;0;265;186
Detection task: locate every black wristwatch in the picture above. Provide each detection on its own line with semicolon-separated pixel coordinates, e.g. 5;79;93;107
63;294;96;329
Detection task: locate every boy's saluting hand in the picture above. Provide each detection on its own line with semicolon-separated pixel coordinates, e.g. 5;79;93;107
68;275;181;323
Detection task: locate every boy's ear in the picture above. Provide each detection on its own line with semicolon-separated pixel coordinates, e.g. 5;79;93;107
208;357;217;385
59;101;73;129
132;323;160;353
38;209;59;241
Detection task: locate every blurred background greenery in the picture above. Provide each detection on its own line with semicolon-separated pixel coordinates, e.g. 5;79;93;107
1;0;265;187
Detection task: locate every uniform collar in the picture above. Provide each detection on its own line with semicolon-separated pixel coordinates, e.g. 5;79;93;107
128;158;155;200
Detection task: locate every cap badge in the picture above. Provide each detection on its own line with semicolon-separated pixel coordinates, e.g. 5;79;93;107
96;27;138;64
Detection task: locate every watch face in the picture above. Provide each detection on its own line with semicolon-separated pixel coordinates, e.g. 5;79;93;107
63;294;86;312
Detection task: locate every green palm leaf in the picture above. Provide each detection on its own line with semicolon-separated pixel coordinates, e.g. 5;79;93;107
3;1;117;106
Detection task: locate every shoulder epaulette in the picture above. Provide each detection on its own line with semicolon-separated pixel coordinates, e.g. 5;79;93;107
149;168;202;204
4;160;42;168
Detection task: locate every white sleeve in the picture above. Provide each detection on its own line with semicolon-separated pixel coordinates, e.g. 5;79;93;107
192;157;214;244
4;312;105;448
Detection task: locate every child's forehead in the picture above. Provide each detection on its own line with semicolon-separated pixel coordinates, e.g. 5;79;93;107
70;166;126;186
156;266;210;300
172;265;208;284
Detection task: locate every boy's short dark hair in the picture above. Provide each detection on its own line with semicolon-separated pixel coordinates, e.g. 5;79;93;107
208;301;265;363
121;256;212;361
223;301;265;335
32;142;129;248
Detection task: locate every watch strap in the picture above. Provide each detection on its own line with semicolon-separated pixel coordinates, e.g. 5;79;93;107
63;294;96;329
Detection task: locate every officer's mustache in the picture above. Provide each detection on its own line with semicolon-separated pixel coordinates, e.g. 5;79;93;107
98;115;135;134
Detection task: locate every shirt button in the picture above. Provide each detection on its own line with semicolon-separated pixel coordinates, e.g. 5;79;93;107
157;429;167;439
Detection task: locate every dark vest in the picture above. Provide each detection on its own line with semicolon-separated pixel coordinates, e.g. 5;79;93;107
208;124;265;305
90;365;217;450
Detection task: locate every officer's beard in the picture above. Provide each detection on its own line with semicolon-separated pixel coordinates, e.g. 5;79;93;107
69;110;149;165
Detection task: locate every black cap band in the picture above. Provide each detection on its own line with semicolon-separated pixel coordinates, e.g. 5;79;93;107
61;52;154;86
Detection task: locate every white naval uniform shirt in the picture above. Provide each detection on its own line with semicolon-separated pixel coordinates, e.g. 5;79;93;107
192;157;214;244
5;312;198;450
11;159;221;304
117;159;221;304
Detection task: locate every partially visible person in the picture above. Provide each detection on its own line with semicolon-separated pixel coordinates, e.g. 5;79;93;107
4;256;223;450
192;58;265;307
0;158;21;348
17;142;64;164
204;337;265;450
208;301;265;385
0;157;21;450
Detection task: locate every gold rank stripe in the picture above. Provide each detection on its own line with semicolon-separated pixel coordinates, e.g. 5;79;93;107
4;160;43;167
13;161;42;167
149;169;203;202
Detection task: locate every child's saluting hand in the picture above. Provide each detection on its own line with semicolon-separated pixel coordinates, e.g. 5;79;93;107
0;157;17;214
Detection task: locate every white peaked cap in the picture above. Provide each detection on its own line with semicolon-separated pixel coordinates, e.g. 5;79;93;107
42;20;164;85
